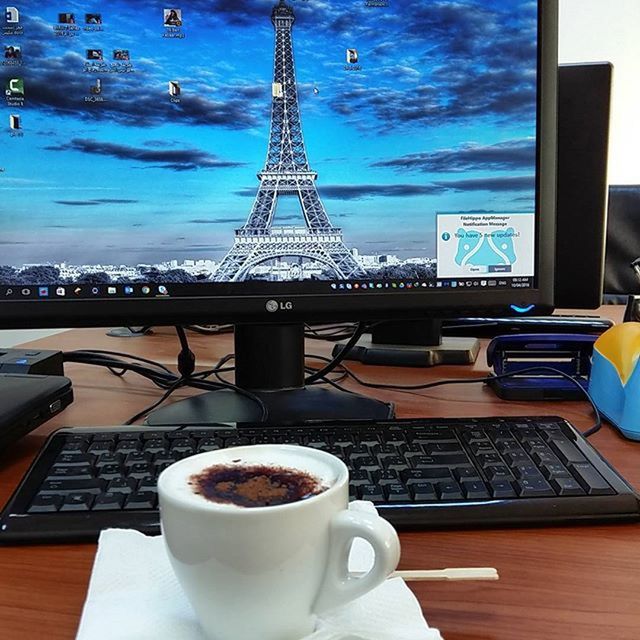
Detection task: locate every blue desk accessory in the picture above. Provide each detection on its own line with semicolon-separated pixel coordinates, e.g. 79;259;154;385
588;322;640;440
486;334;596;400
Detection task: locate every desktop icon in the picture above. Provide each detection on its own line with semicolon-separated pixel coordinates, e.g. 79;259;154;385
113;49;130;60
58;13;75;24
124;285;134;295
346;48;358;64
107;286;116;295
4;44;20;59
163;8;182;27
86;49;103;60
38;287;49;297
56;286;66;296
5;6;19;23
89;78;102;95
5;77;23;95
85;13;102;24
9;113;20;129
169;81;180;97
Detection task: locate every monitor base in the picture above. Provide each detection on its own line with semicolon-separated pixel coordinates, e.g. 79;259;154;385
333;319;479;368
145;386;395;426
334;335;479;367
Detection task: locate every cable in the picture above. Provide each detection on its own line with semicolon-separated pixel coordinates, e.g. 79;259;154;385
64;347;268;424
304;321;367;384
329;363;602;437
124;378;186;425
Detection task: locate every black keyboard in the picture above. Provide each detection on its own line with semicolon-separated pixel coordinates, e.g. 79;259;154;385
1;416;638;543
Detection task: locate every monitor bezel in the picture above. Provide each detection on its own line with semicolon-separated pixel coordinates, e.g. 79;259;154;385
0;0;557;330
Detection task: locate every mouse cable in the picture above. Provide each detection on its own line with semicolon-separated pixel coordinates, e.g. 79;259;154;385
305;356;602;438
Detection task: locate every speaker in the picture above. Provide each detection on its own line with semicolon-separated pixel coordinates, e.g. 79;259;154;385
555;62;613;308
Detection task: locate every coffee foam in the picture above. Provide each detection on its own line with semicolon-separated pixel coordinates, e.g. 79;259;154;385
159;445;343;509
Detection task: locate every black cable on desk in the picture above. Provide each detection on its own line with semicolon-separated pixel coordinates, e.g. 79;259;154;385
301;355;602;438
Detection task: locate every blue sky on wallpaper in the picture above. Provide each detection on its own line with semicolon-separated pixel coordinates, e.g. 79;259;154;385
1;0;538;267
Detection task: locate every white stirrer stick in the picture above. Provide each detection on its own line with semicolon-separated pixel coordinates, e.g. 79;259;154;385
352;567;499;582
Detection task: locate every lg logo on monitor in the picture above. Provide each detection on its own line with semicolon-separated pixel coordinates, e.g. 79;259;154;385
266;300;293;312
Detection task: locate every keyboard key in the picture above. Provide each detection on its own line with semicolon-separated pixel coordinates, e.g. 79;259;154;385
532;451;561;466
454;466;481;481
60;492;94;511
137;476;158;492
490;481;517;498
127;463;154;479
88;440;115;454
106;478;136;494
95;453;124;468
372;470;400;483
40;479;105;495
46;466;94;480
550;477;585;496
401;468;452;482
98;464;125;481
570;463;615;495
516;478;555;497
28;495;62;513
358;485;384;503
503;451;530;465
514;464;544;480
549;439;587;465
353;457;380;471
115;441;140;454
411;482;438;501
92;492;125;511
53;454;95;467
61;441;88;454
541;463;572;479
486;465;513;480
124;492;157;510
385;484;411;503
462;480;490;499
437;481;464;500
478;453;503;467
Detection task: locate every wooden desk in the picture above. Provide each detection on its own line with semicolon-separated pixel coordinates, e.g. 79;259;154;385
1;313;639;640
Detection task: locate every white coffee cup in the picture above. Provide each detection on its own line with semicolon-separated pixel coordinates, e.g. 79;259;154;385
157;444;401;640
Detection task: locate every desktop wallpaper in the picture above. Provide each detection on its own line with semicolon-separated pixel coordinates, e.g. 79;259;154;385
0;0;538;285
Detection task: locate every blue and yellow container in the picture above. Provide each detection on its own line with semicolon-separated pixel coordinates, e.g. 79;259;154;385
588;323;640;440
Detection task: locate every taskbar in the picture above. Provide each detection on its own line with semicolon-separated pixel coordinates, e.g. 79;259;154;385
0;277;533;300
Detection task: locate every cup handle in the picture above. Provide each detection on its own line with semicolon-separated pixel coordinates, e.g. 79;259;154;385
312;509;401;614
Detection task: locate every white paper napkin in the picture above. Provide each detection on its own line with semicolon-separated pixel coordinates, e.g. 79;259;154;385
76;502;443;640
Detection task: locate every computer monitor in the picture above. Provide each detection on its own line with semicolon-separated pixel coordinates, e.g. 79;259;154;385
0;0;558;423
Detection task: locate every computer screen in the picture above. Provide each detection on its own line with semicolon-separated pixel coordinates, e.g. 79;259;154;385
0;0;556;329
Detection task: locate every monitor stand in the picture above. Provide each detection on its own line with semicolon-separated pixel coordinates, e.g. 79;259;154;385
145;323;394;426
332;319;480;367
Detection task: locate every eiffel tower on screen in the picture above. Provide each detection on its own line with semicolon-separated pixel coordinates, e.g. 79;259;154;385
214;0;366;282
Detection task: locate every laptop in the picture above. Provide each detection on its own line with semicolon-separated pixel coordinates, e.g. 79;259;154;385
0;374;73;452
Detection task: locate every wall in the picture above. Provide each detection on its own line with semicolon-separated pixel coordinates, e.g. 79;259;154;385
559;0;640;185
